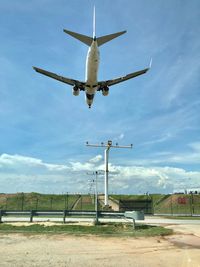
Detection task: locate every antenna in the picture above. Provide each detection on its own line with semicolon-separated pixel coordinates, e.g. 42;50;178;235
86;140;133;206
93;6;96;38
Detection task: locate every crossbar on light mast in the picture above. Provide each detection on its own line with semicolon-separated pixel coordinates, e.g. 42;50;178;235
86;140;133;206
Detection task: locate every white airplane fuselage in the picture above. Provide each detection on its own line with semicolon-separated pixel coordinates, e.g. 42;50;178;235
33;18;150;109
85;39;99;107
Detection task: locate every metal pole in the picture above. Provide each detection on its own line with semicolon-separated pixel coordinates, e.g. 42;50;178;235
64;194;66;210
67;192;69;210
86;140;133;207
105;147;109;206
21;193;24;211
95;171;98;223
87;171;103;224
36;198;38;210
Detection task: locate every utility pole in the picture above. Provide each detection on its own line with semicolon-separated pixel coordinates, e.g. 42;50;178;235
86;140;133;206
87;171;104;224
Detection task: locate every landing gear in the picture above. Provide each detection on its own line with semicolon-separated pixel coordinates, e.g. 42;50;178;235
88;105;91;108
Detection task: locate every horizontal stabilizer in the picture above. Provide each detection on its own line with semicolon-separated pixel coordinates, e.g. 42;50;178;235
97;30;126;46
63;29;93;46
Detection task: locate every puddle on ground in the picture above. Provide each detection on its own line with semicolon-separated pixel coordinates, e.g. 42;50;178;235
166;234;200;249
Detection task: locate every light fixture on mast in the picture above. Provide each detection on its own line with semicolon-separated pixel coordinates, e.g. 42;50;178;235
86;140;133;206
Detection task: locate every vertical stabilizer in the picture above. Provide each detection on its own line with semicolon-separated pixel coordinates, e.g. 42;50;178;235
93;6;96;39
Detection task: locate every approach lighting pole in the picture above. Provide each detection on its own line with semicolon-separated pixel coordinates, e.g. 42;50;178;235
86;140;133;206
87;171;103;224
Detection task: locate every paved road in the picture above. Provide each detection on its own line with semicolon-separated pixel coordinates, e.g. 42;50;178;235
143;216;200;225
1;216;200;225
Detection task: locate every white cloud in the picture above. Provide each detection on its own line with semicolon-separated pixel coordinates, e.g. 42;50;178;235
0;153;200;194
119;133;124;140
113;133;125;142
69;161;93;171
0;154;69;172
188;142;200;152
89;155;103;163
107;164;200;193
140;133;172;147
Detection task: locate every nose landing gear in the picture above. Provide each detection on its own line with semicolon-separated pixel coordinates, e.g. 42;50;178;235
88;104;91;108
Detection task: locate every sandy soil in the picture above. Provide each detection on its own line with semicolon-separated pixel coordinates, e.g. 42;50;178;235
0;225;200;267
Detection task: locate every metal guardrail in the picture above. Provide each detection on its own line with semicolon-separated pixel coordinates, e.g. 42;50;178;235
154;213;200;217
0;210;126;223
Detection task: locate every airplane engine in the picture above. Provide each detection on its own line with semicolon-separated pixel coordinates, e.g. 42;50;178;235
102;86;109;96
73;86;80;96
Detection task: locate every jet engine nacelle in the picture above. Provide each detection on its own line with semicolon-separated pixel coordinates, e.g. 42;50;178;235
73;86;80;96
102;86;109;96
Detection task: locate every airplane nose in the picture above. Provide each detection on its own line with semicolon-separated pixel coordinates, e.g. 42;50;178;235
85;93;94;108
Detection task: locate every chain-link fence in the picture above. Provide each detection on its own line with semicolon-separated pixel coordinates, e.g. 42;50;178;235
153;194;200;215
0;193;97;211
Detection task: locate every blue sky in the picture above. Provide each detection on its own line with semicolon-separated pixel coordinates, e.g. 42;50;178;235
0;0;200;194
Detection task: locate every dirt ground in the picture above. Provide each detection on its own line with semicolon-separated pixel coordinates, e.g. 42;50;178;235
0;224;200;267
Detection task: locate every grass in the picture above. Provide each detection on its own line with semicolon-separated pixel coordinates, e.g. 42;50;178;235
0;223;172;237
153;194;200;215
1;192;199;215
0;193;81;211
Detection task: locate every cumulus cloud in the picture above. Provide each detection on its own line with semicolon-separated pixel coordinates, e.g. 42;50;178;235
89;155;103;163
0;154;69;173
69;161;94;171
0;153;200;194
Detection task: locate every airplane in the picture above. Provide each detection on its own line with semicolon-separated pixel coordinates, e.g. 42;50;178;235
33;8;151;108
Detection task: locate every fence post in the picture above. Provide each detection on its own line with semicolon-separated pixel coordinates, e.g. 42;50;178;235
132;219;135;230
67;193;69;210
150;195;154;215
192;193;194;215
35;198;38;210
5;198;8;210
170;195;173;215
64;193;69;210
0;210;2;223
64;195;66;210
21;193;24;211
190;193;194;216
50;197;53;210
63;210;67;224
30;210;34;223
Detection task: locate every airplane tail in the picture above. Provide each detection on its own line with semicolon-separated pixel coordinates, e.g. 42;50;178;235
63;29;126;47
63;6;126;46
93;6;96;39
96;31;126;46
63;29;93;46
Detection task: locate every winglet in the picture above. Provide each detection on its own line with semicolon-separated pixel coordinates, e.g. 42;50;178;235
149;58;152;69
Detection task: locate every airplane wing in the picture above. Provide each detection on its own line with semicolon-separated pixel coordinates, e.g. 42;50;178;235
97;67;150;88
33;67;85;90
